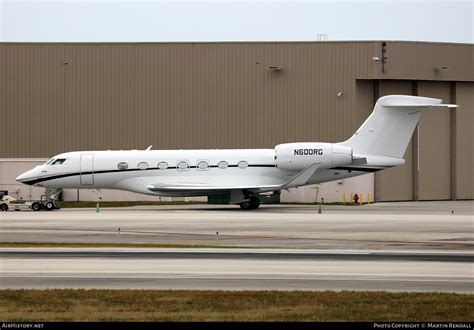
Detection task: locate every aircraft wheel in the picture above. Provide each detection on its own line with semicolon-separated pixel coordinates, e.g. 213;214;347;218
239;201;252;210
1;204;8;211
249;196;261;209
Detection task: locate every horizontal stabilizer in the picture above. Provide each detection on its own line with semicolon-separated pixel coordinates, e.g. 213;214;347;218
385;103;458;108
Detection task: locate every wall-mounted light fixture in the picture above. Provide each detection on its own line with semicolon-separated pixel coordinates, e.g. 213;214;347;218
337;91;344;98
372;56;381;62
268;65;282;72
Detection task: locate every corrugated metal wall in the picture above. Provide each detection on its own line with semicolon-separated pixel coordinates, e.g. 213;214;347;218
1;41;473;201
1;42;381;157
382;42;474;81
3;41;472;158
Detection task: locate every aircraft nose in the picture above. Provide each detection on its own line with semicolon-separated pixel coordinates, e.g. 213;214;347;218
16;172;27;182
16;170;34;185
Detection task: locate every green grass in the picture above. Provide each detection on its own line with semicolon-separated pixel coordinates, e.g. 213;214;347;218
0;290;472;321
0;242;245;249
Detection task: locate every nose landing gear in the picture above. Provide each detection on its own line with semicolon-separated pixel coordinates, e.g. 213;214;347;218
239;196;261;210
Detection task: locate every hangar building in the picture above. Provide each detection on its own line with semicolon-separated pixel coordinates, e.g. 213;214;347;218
1;41;473;202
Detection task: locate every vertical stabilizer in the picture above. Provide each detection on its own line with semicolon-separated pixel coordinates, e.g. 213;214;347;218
339;95;456;158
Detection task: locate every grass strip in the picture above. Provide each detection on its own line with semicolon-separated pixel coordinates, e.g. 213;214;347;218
0;289;472;321
0;242;247;249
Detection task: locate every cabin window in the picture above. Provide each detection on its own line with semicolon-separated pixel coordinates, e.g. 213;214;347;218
51;158;66;165
117;162;129;170
238;160;248;169
218;161;228;169
138;162;149;170
177;161;189;171
158;162;168;170
197;160;209;170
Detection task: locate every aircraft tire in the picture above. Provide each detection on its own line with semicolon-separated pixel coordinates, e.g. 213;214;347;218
1;204;8;211
32;202;41;211
249;196;261;209
239;201;252;210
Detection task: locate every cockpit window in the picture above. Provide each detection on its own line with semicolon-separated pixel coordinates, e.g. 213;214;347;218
45;158;55;165
51;158;66;165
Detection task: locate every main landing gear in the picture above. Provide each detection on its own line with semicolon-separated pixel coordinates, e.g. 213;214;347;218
239;196;261;210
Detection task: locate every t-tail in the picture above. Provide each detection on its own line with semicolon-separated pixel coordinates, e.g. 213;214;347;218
339;95;457;164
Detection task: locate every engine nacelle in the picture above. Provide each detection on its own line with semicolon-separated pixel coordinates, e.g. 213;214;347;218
275;143;352;171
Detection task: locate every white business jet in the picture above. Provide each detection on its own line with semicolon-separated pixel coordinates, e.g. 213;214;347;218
16;95;456;209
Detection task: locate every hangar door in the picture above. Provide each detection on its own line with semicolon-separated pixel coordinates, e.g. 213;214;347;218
417;82;451;200
374;80;414;201
80;154;94;185
454;82;474;200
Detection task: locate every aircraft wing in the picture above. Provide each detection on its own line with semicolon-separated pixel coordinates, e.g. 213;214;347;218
146;163;321;193
146;182;281;192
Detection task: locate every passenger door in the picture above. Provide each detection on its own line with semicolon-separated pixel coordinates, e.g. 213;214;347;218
80;154;94;185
